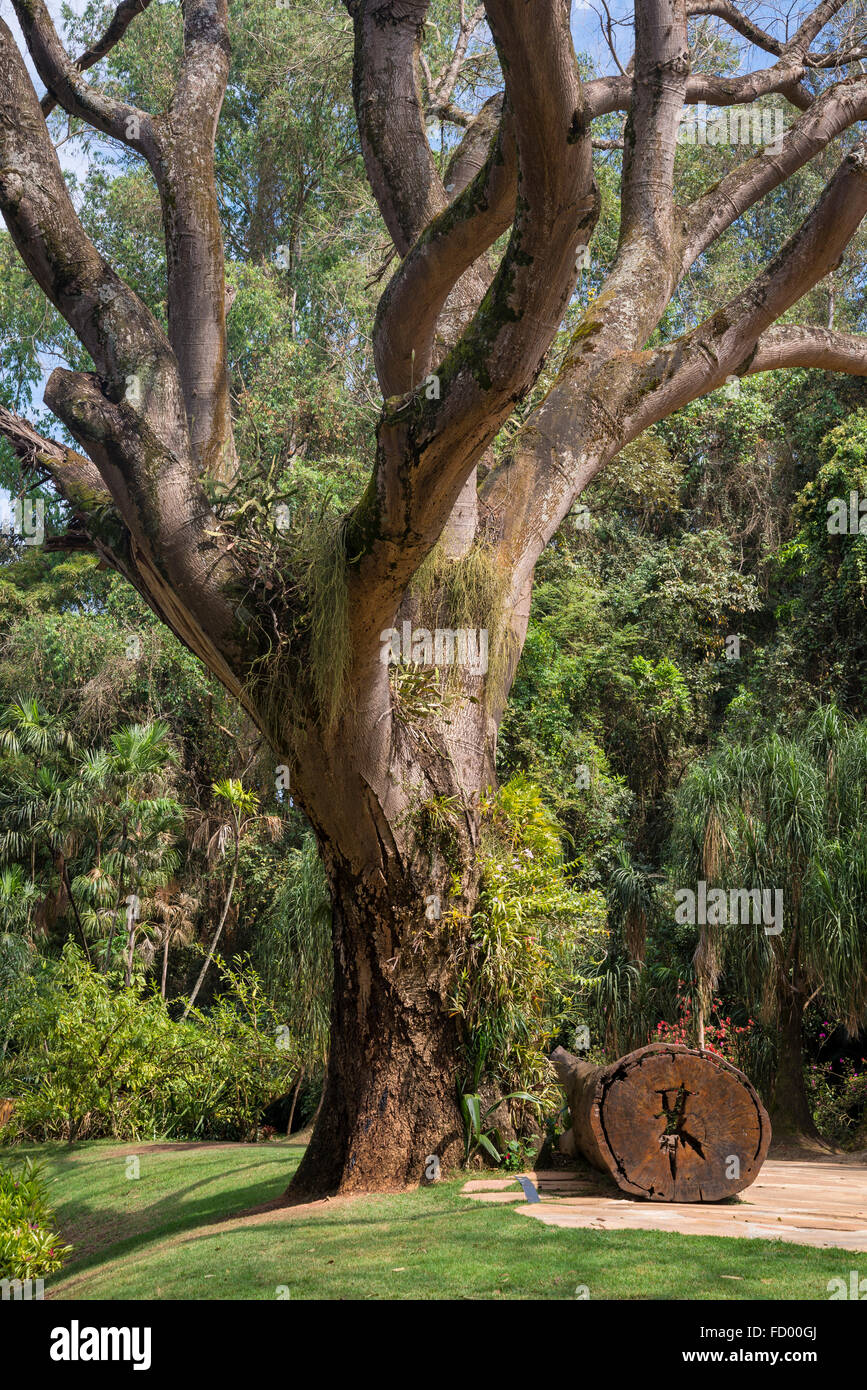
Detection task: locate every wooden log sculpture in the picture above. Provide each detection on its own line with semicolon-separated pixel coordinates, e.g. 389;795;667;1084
551;1043;771;1202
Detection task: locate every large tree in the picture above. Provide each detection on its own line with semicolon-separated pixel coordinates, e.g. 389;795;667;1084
1;0;866;1195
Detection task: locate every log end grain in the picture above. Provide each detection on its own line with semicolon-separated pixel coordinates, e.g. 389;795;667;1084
552;1044;771;1203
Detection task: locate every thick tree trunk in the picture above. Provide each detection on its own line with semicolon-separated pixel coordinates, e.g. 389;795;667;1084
283;548;491;1198
288;860;468;1197
551;1043;771;1202
771;990;823;1143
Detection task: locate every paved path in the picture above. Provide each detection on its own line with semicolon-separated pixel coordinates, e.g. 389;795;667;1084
462;1159;867;1250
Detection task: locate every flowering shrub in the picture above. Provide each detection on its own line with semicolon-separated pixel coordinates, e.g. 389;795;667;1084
652;983;754;1068
0;1159;72;1280
808;1056;867;1147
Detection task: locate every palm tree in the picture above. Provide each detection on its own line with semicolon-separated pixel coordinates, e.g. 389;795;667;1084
148;891;198;999
669;706;867;1142
0;873;36;1062
257;832;333;1134
607;846;657;968
183;779;281;1017
0;702;89;947
668;756;735;1049
77;721;180;973
0;696;74;761
585;947;641;1057
0;864;39;939
260;833;332;1043
0;705;185;974
0;696;74;886
733;733;825;1139
66;786;182;975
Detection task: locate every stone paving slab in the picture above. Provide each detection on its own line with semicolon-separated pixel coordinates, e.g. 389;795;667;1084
462;1159;867;1251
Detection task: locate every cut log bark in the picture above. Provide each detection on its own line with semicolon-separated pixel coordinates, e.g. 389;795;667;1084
550;1043;771;1202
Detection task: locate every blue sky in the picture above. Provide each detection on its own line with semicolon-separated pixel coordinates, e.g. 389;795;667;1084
570;1;839;76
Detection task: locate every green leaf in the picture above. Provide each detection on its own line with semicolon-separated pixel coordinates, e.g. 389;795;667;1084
477;1133;501;1162
460;1091;482;1137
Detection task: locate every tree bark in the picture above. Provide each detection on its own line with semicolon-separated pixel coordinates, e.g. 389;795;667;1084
771;990;822;1143
62;862;92;965
551;1043;771;1202
286;1067;305;1137
103;840;127;973
123;909;137;988
288;851;471;1197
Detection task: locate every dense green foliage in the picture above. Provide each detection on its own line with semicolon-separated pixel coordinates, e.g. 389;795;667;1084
0;947;298;1144
0;1158;72;1281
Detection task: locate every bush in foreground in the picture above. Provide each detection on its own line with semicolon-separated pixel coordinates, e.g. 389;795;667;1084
0;1158;72;1280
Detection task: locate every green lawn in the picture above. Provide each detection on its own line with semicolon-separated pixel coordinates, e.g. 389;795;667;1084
4;1140;857;1300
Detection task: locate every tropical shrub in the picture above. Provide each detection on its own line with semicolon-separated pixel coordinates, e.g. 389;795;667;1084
0;1159;72;1280
451;775;609;1114
807;1058;867;1148
0;946;299;1143
651;984;756;1069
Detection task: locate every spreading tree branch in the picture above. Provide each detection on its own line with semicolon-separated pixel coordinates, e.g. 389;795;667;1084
443;91;505;197
621;137;867;439
0;405;114;512
348;0;447;255
686;1;783;58
373;101;517;397
746;324;867;375
620;0;690;246
12;0;156;155
13;0;237;485
0;19;244;679
345;0;597;638
40;0;155;118
154;0;236;485
682;72;867;269
479;115;867;641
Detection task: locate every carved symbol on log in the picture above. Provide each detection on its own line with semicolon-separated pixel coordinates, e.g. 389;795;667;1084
654;1083;706;1181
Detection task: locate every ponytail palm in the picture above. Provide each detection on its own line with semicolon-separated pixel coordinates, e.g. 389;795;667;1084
607;847;658;967
668;755;735;1048
669;706;867;1140
258;832;333;1068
